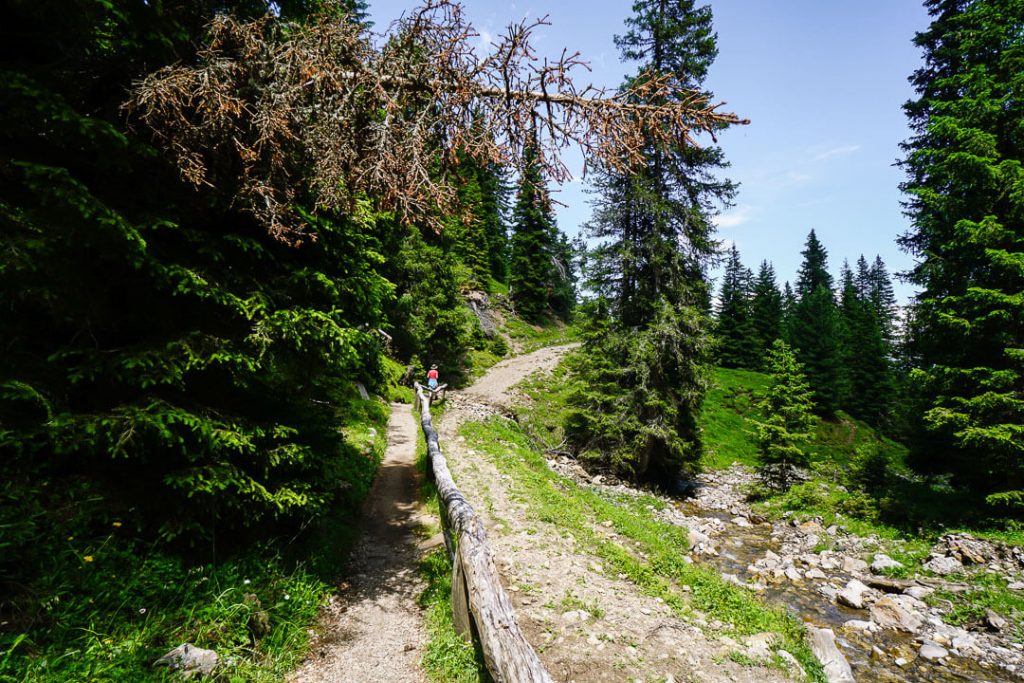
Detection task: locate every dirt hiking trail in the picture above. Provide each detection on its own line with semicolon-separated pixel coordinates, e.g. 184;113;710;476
291;401;427;683
295;345;791;682
438;345;791;683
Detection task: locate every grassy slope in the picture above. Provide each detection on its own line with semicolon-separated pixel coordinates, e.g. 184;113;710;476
2;388;388;683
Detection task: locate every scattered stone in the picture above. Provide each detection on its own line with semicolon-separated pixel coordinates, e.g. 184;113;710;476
731;516;751;527
870;554;903;573
841;556;868;574
1009;581;1024;591
986;609;1009;632
837;579;870;610
870;596;924;632
842;619;876;632
806;568;827;580
807;627;856;683
154;643;218;679
903;585;934;600
924;554;964;576
785;566;803;582
776;650;805;679
895;657;909;667
919;641;949;660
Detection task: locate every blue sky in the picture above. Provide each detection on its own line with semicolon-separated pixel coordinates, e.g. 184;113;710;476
367;1;932;301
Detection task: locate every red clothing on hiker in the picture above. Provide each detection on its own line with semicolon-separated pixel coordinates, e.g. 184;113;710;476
427;369;439;381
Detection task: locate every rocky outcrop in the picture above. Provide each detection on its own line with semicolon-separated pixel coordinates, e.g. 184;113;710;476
154;643;218;679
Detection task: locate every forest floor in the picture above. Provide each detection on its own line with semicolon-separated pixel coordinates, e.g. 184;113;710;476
290;402;429;683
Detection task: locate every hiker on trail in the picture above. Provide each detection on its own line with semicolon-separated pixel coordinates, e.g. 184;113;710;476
427;364;439;390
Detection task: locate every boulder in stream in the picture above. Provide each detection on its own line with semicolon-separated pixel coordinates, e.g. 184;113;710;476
870;595;924;632
837;579;870;610
807;627;856;683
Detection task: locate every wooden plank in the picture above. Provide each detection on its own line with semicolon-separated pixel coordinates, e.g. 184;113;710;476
414;383;553;683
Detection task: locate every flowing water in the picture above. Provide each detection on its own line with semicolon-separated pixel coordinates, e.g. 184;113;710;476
675;501;1009;682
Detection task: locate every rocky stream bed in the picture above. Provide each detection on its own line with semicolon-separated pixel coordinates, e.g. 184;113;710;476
549;460;1024;682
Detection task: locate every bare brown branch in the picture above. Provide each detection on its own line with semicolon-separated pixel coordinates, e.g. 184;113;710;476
126;0;747;244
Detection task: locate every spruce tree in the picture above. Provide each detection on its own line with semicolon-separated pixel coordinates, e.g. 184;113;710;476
567;0;738;485
754;340;815;491
750;260;784;367
900;0;1024;501
839;262;892;425
509;140;570;321
795;229;833;297
716;246;759;368
789;231;844;412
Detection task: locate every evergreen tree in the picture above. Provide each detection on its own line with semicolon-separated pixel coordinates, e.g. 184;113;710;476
795;229;833;297
750;260;784;366
789;231;844;412
899;0;1024;502
478;159;511;284
754;340;815;491
839;262;892;425
509;140;571;321
715;246;759;368
567;0;737;485
868;255;899;349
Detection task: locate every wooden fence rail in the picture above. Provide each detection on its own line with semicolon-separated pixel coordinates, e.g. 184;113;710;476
414;383;553;683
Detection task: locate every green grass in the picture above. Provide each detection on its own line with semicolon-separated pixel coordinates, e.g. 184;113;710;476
926;573;1024;631
500;315;579;354
0;390;390;683
458;416;825;682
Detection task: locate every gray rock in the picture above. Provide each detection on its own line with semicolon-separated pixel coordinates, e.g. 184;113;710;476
986;608;1008;632
731;516;751;527
807;627;856;683
871;554;904;573
154;643;218;679
806;568;828;580
841;556;869;574
903;585;934;600
842;619;876;632
1007;581;1024;590
924;555;964;575
784;566;803;582
919;641;949;660
870;595;924;632
837;579;870;610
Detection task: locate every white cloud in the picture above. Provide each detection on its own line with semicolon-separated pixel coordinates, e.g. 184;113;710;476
812;144;862;162
714;205;754;229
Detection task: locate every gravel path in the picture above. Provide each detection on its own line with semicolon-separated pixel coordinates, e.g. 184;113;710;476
291;402;426;683
438;345;792;683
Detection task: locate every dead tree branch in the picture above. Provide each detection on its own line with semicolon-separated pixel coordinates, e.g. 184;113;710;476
127;0;747;244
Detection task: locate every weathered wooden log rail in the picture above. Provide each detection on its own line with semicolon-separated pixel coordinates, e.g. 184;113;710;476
414;382;553;683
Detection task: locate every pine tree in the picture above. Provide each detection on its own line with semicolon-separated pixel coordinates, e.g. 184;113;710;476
795;229;833;297
868;255;899;349
567;0;738;485
899;0;1024;502
509;139;570;321
789;231;844;412
750;260;784;367
716;246;759;368
839;262;892;425
754;340;815;491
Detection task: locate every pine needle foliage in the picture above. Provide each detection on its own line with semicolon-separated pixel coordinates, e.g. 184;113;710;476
899;0;1024;502
754;340;816;492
